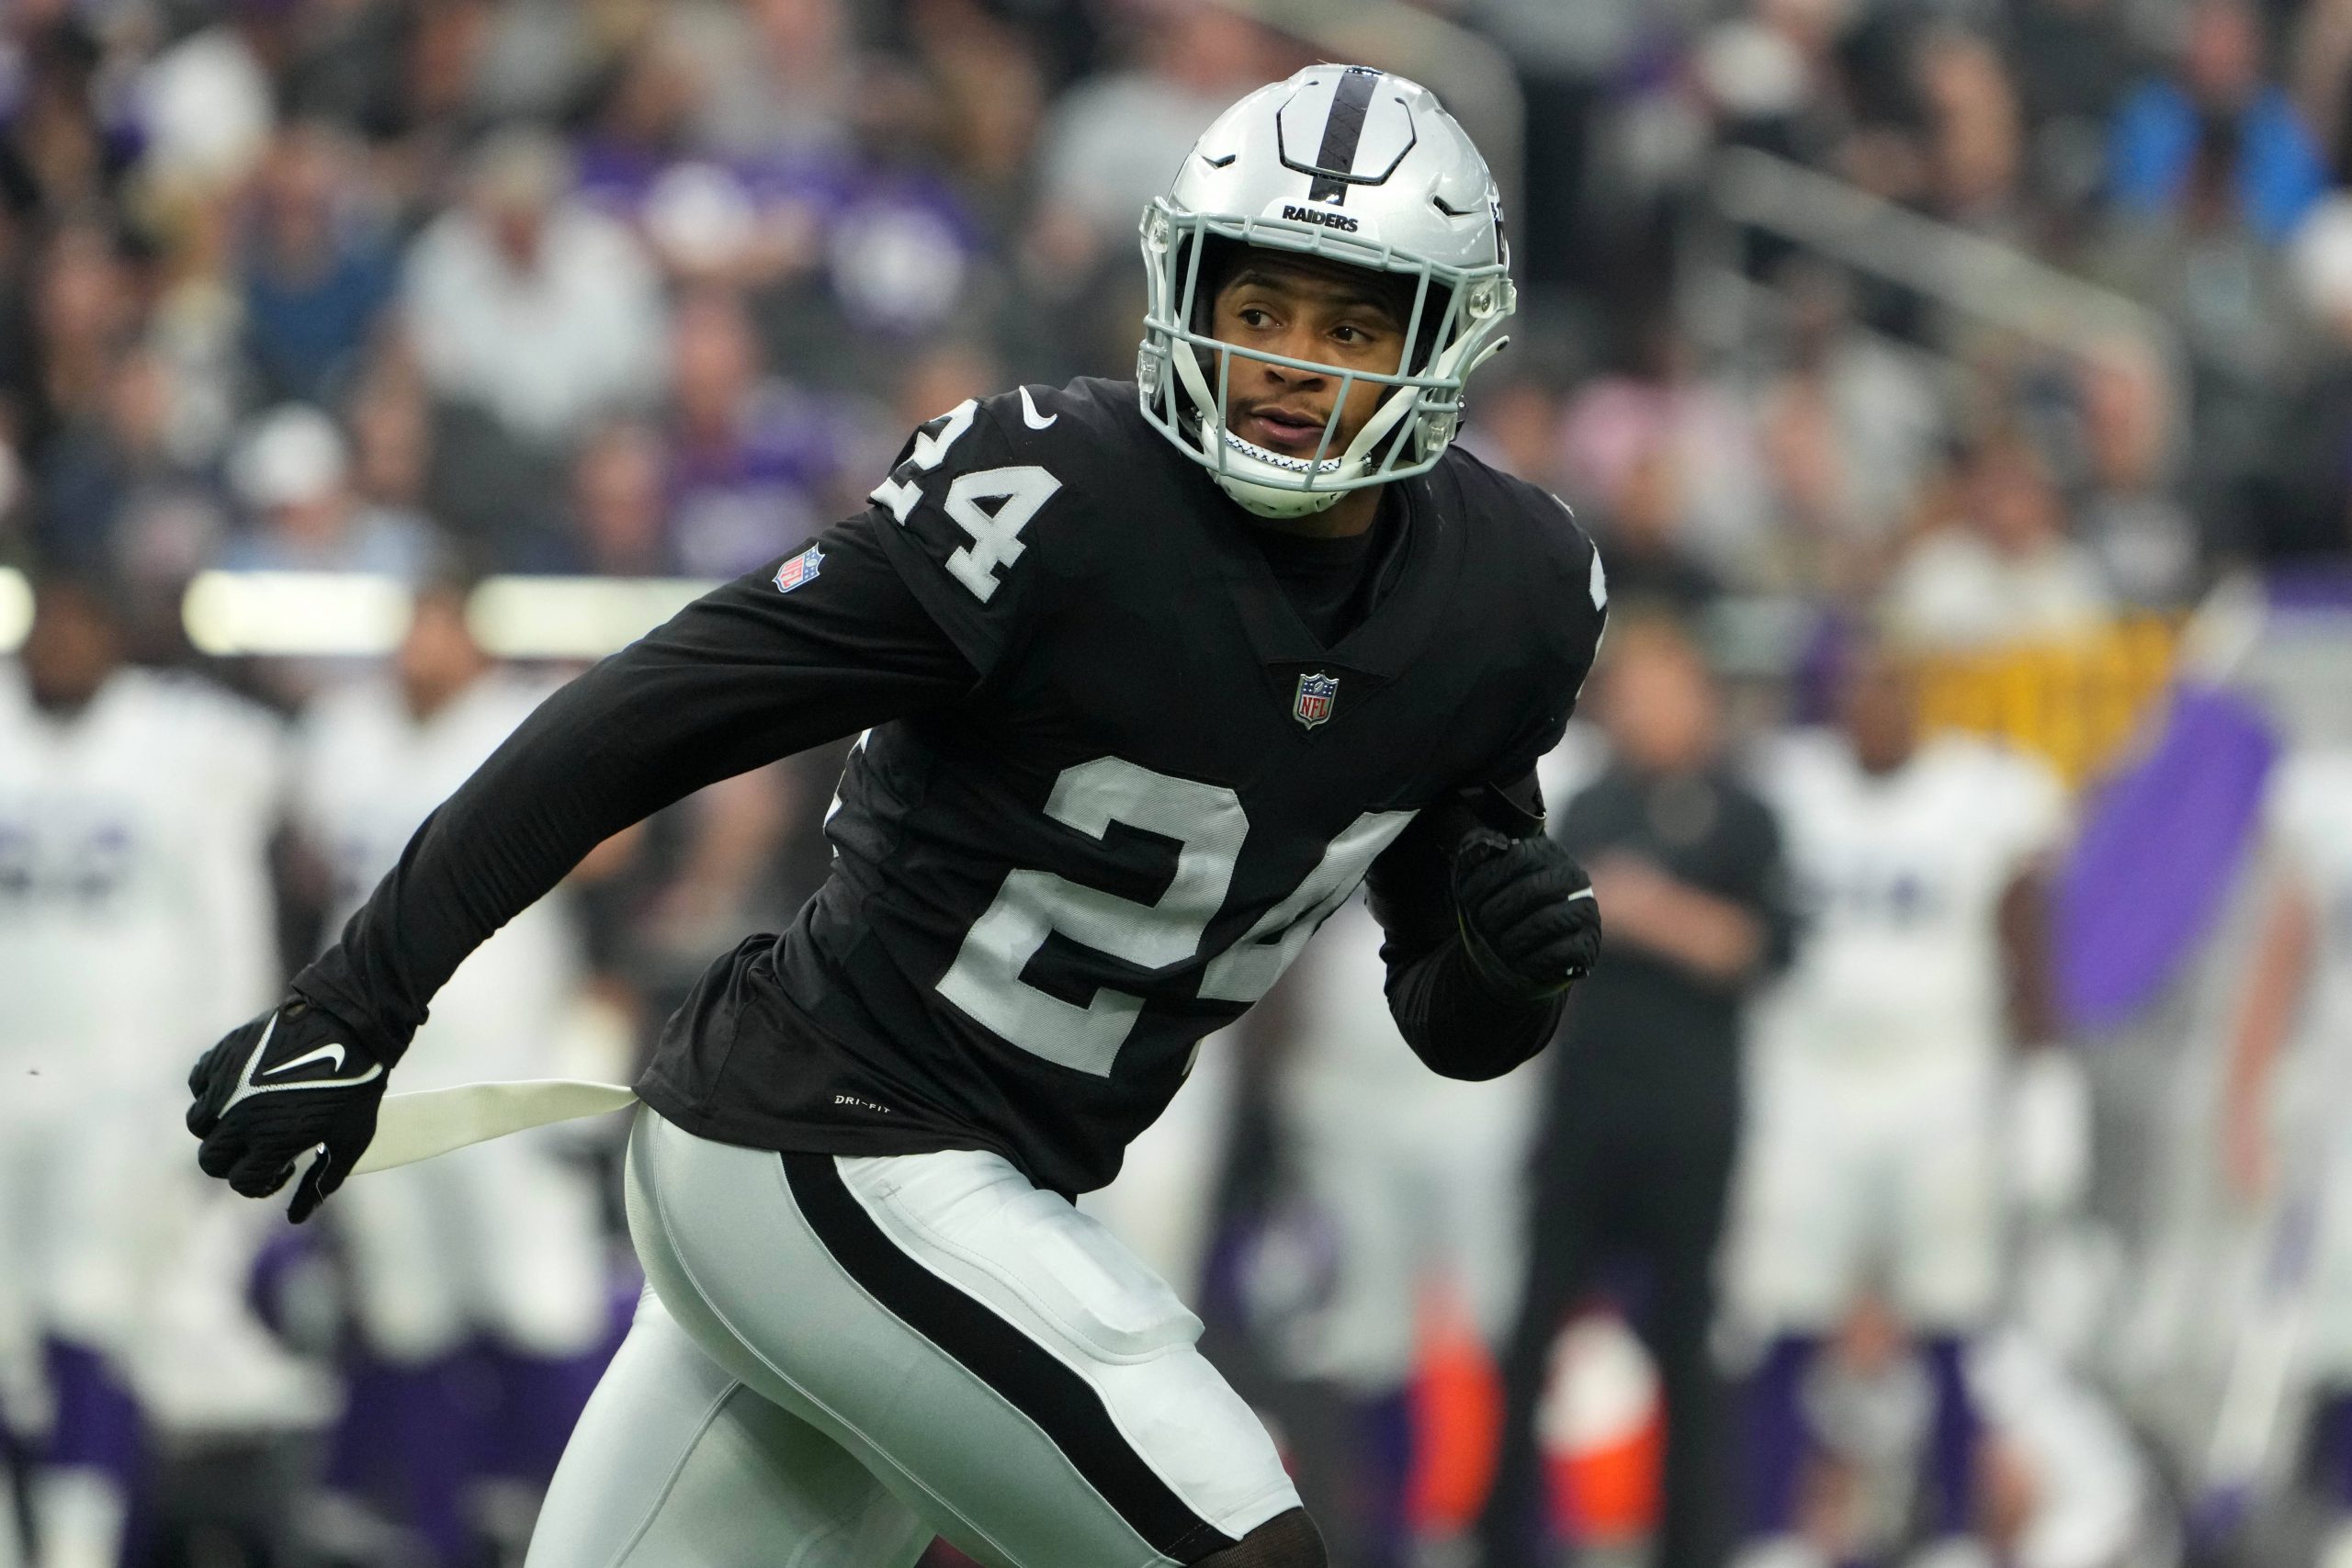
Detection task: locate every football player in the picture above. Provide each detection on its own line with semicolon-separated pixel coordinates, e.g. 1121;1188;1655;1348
187;67;1607;1568
288;577;613;1564
1734;639;2070;1568
2218;739;2352;1568
1;573;290;1568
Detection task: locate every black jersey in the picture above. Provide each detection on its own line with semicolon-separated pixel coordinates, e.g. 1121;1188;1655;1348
298;378;1605;1196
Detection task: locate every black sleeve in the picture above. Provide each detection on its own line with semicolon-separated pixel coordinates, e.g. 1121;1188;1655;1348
1358;485;1606;1080
1362;770;1567;1081
292;511;978;1057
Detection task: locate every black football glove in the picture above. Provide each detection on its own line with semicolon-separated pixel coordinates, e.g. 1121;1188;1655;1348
187;995;390;1223
1452;828;1603;1003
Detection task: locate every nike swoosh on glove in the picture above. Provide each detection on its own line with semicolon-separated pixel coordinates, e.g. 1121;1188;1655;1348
187;996;390;1223
1452;828;1603;1002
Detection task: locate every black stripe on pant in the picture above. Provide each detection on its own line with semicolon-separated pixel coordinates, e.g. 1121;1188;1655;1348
780;1153;1239;1564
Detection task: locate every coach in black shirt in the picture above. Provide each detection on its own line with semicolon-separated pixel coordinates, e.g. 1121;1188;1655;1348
1479;615;1794;1568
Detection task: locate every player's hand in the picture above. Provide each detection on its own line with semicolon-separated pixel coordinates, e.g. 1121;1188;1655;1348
1452;827;1602;1002
187;995;390;1224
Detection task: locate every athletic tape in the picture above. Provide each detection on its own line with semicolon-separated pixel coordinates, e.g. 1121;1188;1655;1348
352;1079;640;1175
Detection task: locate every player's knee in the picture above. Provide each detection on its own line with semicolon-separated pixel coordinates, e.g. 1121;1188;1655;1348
1193;1507;1325;1568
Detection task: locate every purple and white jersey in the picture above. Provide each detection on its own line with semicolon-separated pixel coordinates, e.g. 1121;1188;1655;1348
0;667;283;1085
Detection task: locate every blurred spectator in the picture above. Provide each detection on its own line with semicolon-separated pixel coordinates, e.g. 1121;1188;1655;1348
663;286;865;579
2007;0;2148;209
1885;434;2110;649
131;1;277;196
31;346;227;588
1028;5;1282;288
348;361;435;535
401;127;667;451
2068;340;2200;605
564;420;673;577
900;0;1051;217
1595;442;1723;616
1478;617;1792;1568
671;0;858;162
241;121;399;408
0;15;131;225
218;403;435;577
1753;262;1945;597
1917;30;2032;241
10;224;137;487
2107;0;2324;244
1558;320;1770;588
2267;195;2352;561
1462;375;1568;491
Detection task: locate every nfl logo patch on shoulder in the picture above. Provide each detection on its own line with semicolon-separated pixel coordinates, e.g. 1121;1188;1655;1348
773;543;825;593
1293;671;1339;729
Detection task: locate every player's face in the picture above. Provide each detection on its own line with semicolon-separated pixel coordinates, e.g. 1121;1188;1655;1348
395;590;491;720
1600;627;1719;774
1840;647;1921;773
1208;254;1407;463
22;583;122;714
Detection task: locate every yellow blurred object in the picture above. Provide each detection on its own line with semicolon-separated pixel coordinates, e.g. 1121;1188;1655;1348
1914;618;2181;789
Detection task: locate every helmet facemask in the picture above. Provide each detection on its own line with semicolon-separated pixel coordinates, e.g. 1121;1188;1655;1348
1137;199;1515;518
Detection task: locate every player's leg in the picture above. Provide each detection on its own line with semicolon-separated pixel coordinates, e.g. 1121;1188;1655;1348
326;1156;478;1564
1274;1117;1420;1568
1725;1064;1866;1562
1476;1097;1607;1568
0;1118;38;1568
1627;1078;1740;1568
525;1281;928;1568
450;1134;615;1490
34;1100;154;1568
625;1109;1306;1567
1891;1075;2004;1558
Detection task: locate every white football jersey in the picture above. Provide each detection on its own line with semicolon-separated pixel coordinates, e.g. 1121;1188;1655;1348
293;671;581;1088
1754;731;2066;1074
0;666;284;1085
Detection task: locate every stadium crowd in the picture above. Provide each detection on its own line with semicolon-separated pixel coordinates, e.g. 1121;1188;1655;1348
6;0;2352;1565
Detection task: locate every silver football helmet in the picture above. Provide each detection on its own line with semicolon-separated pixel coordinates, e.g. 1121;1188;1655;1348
1137;65;1516;518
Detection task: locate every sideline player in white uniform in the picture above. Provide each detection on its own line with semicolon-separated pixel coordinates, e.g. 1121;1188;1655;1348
0;573;290;1568
1736;641;2069;1568
2219;743;2352;1568
289;578;612;1564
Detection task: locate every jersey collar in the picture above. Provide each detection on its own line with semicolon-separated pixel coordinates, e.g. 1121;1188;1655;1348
1204;468;1461;683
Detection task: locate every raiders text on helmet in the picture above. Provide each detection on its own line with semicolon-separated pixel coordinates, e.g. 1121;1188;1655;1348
1137;65;1517;517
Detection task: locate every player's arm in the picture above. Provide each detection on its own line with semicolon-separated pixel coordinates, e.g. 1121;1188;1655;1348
1586;791;1793;985
2221;866;2318;1201
187;512;978;1217
1363;491;1611;1079
1362;773;1601;1081
1997;861;2061;1050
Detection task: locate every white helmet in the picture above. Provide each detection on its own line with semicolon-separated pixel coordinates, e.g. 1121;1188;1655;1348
1137;65;1517;518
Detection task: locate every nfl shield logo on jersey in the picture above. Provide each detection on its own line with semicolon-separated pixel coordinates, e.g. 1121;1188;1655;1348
1293;671;1339;729
773;543;825;593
